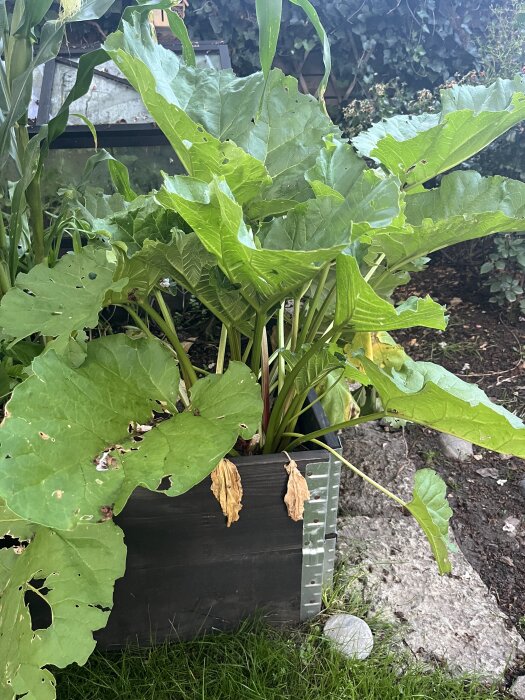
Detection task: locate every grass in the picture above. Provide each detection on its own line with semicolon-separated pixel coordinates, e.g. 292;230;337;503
55;571;507;700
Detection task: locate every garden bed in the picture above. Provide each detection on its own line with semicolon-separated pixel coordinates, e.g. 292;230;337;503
395;259;525;632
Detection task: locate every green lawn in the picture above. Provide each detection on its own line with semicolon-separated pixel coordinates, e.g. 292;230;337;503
56;610;506;700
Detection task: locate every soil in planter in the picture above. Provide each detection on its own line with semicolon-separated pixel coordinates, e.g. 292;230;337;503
393;258;525;633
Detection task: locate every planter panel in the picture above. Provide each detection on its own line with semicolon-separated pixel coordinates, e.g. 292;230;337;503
96;448;341;648
95;399;341;648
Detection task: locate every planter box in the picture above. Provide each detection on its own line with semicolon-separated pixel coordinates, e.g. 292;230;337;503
96;403;342;648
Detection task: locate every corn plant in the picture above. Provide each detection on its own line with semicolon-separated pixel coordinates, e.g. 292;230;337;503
1;2;525;698
0;0;116;289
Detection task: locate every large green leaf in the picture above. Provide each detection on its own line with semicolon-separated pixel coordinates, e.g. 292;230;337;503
128;233;255;334
104;14;335;211
0;248;120;343
363;357;525;457
405;171;525;227
406;469;454;575
158;176;343;312
113;360;261;511
367;171;525;294
0;335;261;530
260;197;351;251
240;69;338;206
263;167;403;249
305;137;366;199
335;255;447;332
103;16;271;204
353;77;525;188
0;514;125;700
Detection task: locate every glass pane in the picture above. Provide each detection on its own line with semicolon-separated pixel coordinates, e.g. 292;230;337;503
51;60;150;126
41;145;184;204
30;50;224;127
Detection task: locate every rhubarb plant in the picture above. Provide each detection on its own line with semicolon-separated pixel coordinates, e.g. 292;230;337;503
1;2;525;697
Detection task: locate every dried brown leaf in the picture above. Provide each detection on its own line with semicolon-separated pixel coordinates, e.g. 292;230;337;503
211;458;243;527
284;458;310;522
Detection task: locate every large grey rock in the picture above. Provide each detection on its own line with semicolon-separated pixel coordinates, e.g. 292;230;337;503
510;676;525;700
323;614;374;660
339;424;415;517
337;515;525;678
438;433;473;461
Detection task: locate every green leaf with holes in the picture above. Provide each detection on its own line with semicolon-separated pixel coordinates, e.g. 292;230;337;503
366;171;525;293
353;77;525;188
113;360;262;512
406;469;454;575
0;335;261;530
0;514;125;700
0;248;120;343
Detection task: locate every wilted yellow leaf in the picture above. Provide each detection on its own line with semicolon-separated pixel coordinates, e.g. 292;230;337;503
346;331;407;372
284;458;310;522
211;458;243;527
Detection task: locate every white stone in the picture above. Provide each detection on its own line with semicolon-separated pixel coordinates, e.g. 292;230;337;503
510;676;525;700
324;613;374;660
438;433;473;461
337;515;525;678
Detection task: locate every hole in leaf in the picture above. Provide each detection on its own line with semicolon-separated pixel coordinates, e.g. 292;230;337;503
88;272;97;280
24;579;52;631
0;534;24;550
89;603;111;613
157;476;172;492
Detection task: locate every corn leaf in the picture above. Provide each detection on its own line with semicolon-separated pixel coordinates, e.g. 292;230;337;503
256;0;282;78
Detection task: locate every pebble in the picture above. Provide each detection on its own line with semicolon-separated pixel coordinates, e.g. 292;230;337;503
519;478;525;499
438;434;473;461
503;516;520;535
323;614;374;660
476;467;500;480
